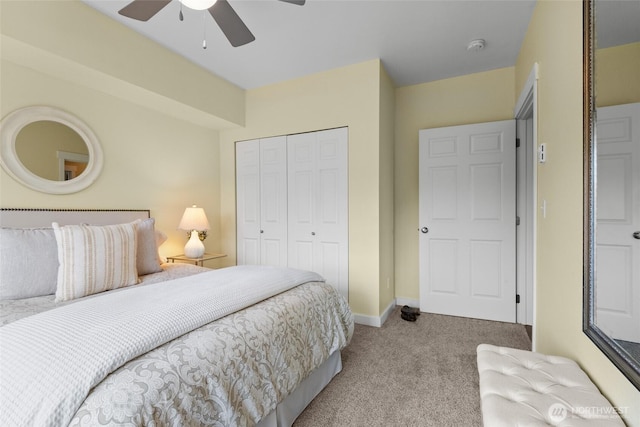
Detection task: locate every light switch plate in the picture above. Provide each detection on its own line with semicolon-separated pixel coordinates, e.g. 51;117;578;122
538;143;546;163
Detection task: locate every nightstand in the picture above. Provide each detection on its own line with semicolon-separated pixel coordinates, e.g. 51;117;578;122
166;253;227;267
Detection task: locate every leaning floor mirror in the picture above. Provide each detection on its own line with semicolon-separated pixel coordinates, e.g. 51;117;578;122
583;0;640;390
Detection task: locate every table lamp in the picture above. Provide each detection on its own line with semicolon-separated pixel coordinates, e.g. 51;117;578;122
178;205;210;258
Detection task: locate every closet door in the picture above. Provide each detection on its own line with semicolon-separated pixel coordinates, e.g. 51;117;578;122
259;136;288;266
236;136;287;266
236;139;260;264
288;128;348;300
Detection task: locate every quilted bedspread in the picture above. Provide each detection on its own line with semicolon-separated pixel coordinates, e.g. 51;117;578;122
0;266;354;427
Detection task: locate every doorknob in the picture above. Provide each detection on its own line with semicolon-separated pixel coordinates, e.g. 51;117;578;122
420;227;429;234
634;231;640;240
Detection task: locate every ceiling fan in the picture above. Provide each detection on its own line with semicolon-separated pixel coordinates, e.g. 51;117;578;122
118;0;305;47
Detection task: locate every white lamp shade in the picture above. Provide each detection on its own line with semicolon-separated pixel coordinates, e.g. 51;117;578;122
178;205;210;231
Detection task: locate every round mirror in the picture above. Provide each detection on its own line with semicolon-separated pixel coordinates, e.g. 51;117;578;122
16;120;89;182
0;106;103;194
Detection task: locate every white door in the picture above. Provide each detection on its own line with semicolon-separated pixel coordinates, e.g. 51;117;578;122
419;120;516;322
595;102;640;342
288;128;349;300
236;136;288;266
236;139;261;264
259;136;288;266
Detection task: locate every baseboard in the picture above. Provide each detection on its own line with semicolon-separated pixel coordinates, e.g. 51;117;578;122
353;299;398;327
395;297;420;310
353;313;381;327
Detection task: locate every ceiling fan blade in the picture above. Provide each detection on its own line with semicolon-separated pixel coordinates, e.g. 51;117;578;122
209;0;255;47
118;0;172;22
279;0;305;5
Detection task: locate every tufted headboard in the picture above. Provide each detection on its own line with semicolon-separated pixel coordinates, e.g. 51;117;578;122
0;209;150;228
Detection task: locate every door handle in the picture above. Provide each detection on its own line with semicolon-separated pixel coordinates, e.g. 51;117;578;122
420;227;429;234
634;231;640;240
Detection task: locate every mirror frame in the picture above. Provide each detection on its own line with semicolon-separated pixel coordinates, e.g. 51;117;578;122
0;106;103;194
583;0;640;390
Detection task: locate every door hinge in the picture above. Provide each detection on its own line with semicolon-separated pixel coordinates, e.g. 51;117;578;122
516;138;521;148
516;216;521;226
516;294;521;304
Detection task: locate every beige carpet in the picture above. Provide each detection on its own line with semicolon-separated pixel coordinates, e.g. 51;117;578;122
294;307;531;427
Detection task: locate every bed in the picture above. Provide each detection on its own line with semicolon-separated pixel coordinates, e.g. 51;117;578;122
0;209;354;427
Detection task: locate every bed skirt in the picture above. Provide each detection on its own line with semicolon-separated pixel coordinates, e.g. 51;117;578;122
256;350;342;427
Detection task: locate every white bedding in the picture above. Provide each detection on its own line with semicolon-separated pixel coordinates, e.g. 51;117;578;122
0;266;325;427
0;263;207;326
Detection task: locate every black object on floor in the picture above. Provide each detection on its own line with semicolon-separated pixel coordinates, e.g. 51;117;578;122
401;305;420;321
401;305;420;315
401;311;417;321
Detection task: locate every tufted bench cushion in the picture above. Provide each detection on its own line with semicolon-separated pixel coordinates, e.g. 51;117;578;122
476;344;624;426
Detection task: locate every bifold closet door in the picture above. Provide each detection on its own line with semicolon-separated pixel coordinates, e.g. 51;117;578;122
236;136;288;267
287;128;349;300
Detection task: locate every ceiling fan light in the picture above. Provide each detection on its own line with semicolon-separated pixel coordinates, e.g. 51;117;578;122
181;0;217;11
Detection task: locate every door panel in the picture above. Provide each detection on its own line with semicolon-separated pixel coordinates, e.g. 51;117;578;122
288;128;348;300
470;240;502;298
319;169;339;223
290;240;314;271
429;239;458;294
236;137;287;267
430;167;458;220
236;139;260;265
239;239;259;265
470;163;503;220
259;136;288;267
596;103;640;341
419;120;516;322
318;241;341;288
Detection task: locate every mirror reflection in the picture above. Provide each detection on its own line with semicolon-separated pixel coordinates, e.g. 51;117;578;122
593;0;640;367
15;120;89;181
0;105;103;194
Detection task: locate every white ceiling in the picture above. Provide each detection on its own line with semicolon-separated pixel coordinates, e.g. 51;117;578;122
82;0;538;90
595;0;640;49
81;0;637;91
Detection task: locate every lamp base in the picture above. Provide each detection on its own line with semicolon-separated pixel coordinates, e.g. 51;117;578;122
184;230;205;258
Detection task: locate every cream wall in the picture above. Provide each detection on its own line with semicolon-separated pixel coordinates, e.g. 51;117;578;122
0;1;244;129
0;1;244;266
219;59;387;318
515;1;639;424
394;67;516;301
379;63;396;313
0;59;224;263
596;42;640;107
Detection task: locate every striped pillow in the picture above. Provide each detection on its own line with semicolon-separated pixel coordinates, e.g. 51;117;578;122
53;221;139;302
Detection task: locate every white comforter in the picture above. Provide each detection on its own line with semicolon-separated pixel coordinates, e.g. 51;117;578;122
0;266;324;427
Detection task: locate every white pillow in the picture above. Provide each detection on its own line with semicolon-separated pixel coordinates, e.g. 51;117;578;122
136;218;163;275
53;221;139;302
0;228;59;300
155;229;168;264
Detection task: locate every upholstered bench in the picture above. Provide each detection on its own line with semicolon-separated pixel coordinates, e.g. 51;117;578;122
476;344;624;426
